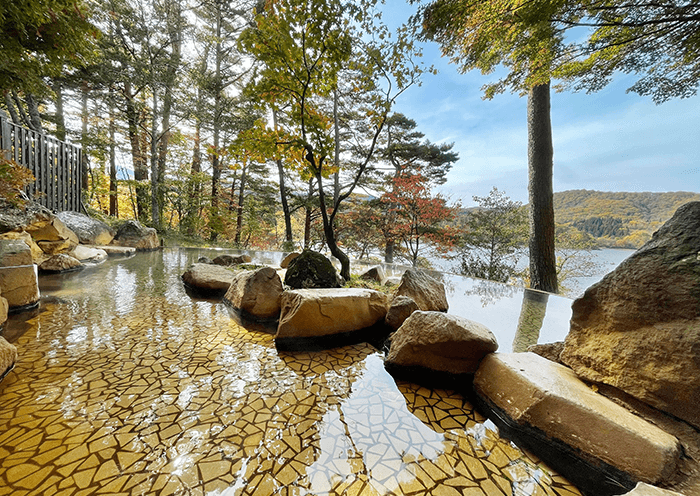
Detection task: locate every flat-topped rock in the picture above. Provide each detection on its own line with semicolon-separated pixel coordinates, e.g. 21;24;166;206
0;239;33;267
182;263;235;294
224;267;283;321
85;244;136;256
386;311;497;375
474;352;682;485
395;269;448;312
0;232;44;263
277;288;388;343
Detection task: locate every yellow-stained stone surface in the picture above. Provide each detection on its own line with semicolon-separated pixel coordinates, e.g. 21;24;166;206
0;250;584;496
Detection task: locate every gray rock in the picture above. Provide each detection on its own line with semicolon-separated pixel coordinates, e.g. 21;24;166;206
224;267;283;321
284;250;341;289
475;352;682;485
385;295;419;331
561;201;700;429
56;211;115;245
386;311;497;375
112;220;159;251
70;245;108;263
395;269;448;312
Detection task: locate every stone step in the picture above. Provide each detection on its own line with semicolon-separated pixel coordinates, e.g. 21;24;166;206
474;352;682;486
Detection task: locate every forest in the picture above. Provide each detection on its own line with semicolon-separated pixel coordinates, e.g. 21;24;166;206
2;0;698;289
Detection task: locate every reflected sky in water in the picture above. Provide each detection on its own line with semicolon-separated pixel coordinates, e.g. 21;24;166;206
0;249;581;496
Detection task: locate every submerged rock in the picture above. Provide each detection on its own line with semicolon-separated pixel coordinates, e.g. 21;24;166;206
224;267;283;321
386;311;497;376
56;211;115;246
561;201;700;429
213;254;252;266
395;269;448;312
475;352;682;487
284;250;340;289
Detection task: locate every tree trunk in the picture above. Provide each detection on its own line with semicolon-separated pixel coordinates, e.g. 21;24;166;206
80;82;89;192
109;95;118;217
25;94;43;133
234;165;247;246
150;92;160;229
527;82;558;293
124;82;149;222
333;89;341;205
209;9;223;242
53;81;66;141
273;109;293;247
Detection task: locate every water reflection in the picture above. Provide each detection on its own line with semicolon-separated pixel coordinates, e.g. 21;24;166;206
0;248;581;495
512;290;550;352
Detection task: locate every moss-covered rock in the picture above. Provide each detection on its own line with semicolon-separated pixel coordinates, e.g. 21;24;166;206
284;250;340;289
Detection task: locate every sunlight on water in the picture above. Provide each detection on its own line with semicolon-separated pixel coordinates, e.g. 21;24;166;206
0;248;582;496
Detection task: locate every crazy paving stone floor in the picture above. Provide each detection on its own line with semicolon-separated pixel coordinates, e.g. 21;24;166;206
0;250;583;496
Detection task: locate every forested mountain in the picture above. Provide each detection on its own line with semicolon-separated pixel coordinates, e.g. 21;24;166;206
554;190;700;248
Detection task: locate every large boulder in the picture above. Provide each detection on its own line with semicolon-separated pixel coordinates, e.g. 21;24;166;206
276;288;388;343
223;267;283;321
39;254;84;273
111;220;159;251
0;231;44;263
0;290;8;327
386;311;498;375
623;483;685;496
181;263;235;294
475;352;682;487
0;337;17;380
213;254;252;266
394;269;448;312
561;201;700;429
0;198;52;233
284;250;341;289
0;240;39;310
25;216;79;255
56;211;115;245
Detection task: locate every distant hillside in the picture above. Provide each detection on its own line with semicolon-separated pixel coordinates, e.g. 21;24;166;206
554;190;700;248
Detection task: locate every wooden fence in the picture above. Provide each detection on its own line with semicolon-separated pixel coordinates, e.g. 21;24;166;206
0;111;82;212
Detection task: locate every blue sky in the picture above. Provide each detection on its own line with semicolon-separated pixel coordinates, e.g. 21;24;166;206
385;2;700;207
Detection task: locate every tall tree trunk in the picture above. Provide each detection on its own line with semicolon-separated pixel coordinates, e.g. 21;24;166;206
53;81;66;141
150;92;160;229
333;89;341;205
3;91;20;124
209;9;223;242
234;164;247;246
527;82;558;293
304;178;313;249
124;82;149;222
80;82;89;192
109;94;118;217
272;109;293;247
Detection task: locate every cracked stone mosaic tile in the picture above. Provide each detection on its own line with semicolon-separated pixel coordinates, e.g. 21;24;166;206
0;249;582;496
